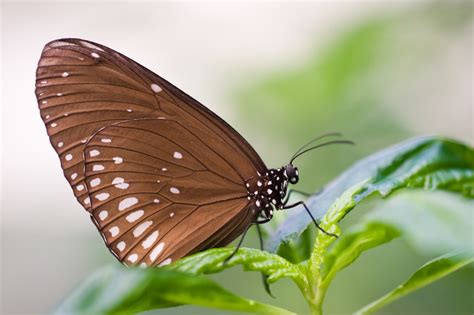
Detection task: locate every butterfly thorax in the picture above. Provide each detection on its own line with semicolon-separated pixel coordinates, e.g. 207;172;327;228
245;167;289;220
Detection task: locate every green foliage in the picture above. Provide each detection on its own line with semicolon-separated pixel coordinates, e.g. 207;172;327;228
166;247;305;287
54;266;294;315
269;137;473;256
56;137;473;314
355;252;474;315
321;222;401;286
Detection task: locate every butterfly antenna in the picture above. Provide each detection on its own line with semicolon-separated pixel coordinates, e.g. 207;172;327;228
290;132;342;162
290;140;355;164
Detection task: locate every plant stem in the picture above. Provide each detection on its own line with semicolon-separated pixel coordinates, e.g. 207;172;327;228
303;217;341;314
299;233;329;315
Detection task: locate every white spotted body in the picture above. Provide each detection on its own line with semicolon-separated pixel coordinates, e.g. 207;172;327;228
246;164;298;220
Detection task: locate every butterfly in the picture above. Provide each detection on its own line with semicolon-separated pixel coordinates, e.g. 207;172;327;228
35;39;352;268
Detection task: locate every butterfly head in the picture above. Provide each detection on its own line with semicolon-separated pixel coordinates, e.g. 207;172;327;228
283;164;299;185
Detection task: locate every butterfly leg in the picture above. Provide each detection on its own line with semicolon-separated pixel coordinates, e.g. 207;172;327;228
255;224;275;297
282;201;338;238
223;223;253;265
223;216;271;265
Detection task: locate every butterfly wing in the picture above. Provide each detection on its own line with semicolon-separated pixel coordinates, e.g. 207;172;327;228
35;38;265;265
85;118;256;266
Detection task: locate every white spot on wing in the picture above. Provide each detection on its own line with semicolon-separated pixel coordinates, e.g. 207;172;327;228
90;178;101;187
142;230;159;249
71;173;78;180
113;157;123;164
126;210;144;223
81;41;105;52
170;187;180;194
133;221;153;237
57;142;64;148
149;242;165;261
49;41;76;48
91;52;100;58
99;210;108;221
61;72;69;77
95;193;110;201
153;199;160;204
169;212;175;217
173;151;183;159
128;253;138;263
109;226;119;237
65;154;73;161
84;197;91;205
150;83;162;93
93;164;105;171
101;138;112;143
89;150;100;157
118;197;138;211
51;123;57;128
116;241;126;252
76;184;84;191
112;177;129;189
159;258;172;266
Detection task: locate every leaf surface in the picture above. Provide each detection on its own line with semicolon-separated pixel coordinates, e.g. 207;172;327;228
268;137;473;254
54;266;295;315
354;252;474;315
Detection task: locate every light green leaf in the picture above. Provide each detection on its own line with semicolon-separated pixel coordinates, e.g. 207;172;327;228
321;222;400;287
367;190;473;256
355;252;474;315
54;265;295;315
167;247;306;288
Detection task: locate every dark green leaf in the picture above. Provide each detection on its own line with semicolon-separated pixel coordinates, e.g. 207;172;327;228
54;265;295;315
276;226;315;264
268;137;473;253
354;252;474;315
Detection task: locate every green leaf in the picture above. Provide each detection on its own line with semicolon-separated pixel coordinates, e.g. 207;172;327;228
268;137;473;254
167;247;306;289
54;265;295;315
367;190;473;256
321;222;400;287
354;252;474;315
276;225;315;264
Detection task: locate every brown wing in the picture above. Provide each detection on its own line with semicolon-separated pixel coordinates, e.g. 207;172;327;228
84;119;257;266
35;38;265;265
35;38;266;210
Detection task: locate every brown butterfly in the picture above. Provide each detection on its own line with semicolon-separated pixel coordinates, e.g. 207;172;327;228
35;39;350;267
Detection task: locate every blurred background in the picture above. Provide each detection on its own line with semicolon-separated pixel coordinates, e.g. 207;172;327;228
1;1;472;314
